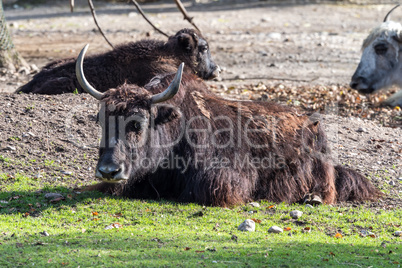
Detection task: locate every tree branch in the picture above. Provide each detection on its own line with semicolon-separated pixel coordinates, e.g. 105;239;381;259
129;0;169;38
174;0;201;34
70;0;74;12
87;0;114;49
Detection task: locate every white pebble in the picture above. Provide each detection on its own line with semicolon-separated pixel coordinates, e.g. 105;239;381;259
290;210;303;219
268;226;283;233
238;219;255;232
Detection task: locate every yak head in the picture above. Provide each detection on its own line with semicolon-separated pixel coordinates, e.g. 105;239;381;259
76;44;183;183
350;5;402;94
169;28;220;80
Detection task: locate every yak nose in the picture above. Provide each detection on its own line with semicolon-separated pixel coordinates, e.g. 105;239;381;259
212;65;221;79
97;163;124;180
350;81;359;89
350;76;365;89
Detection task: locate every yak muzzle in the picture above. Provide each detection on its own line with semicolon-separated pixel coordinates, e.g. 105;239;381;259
96;162;128;182
212;65;221;79
350;76;374;94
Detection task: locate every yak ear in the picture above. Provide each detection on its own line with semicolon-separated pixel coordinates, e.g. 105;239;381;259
153;105;182;126
177;33;196;52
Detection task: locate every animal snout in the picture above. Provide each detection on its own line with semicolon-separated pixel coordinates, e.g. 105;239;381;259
212;65;221;78
350;76;366;90
350;80;359;89
96;163;127;181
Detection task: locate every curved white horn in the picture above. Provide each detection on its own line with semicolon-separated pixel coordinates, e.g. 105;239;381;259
151;63;184;104
384;4;400;22
75;44;104;100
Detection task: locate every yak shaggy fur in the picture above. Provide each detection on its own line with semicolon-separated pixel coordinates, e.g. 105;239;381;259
17;29;219;94
89;74;382;207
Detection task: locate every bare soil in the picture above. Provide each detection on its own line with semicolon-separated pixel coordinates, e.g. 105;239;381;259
0;0;401;208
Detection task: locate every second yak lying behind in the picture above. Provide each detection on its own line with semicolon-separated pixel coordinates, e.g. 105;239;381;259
17;28;219;94
76;45;382;207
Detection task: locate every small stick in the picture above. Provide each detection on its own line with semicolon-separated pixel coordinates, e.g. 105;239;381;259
70;0;74;12
174;0;201;34
87;0;114;49
223;76;319;83
129;0;169;38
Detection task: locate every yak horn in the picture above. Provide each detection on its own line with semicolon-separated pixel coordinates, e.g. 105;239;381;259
75;44;104;100
384;4;400;22
151;63;184;104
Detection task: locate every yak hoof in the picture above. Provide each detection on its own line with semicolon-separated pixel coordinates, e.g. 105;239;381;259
303;194;323;205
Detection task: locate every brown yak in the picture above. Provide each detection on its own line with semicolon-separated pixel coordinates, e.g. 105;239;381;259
75;45;382;207
17;29;219;94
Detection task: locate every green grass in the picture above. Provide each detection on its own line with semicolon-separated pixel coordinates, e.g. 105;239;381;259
0;174;401;267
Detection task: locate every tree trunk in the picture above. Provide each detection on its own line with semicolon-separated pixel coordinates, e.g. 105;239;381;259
0;0;28;73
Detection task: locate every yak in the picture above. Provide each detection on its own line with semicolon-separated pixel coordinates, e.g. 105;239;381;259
17;28;220;95
75;45;382;207
350;5;402;107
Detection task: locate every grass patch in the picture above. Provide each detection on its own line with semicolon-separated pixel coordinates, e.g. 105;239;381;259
0;173;401;267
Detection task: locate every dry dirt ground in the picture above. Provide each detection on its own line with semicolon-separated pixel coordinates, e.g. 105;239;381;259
0;0;401;208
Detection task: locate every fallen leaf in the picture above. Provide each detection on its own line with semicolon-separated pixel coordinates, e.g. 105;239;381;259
195;250;205;253
92;211;99;216
113;222;122;228
50;197;65;203
267;205;275;209
284;227;292;231
104;223;122;230
93;218;99;221
9;195;20;201
334;233;343;239
251;218;262;223
184;247;191;251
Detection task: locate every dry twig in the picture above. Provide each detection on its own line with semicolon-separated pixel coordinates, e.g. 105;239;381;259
129;0;169;38
224;76;319;83
174;0;201;33
87;0;114;49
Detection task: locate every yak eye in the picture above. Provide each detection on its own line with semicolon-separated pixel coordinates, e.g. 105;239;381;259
200;46;208;53
374;44;388;55
126;121;142;133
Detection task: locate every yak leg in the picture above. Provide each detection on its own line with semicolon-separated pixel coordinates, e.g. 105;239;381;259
183;169;255;207
383;90;402;107
81;182;120;194
309;159;337;205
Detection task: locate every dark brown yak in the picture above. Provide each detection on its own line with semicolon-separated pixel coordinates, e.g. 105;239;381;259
75;46;382;207
17;28;219;94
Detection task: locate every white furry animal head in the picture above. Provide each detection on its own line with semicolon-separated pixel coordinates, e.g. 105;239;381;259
350;8;402;94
